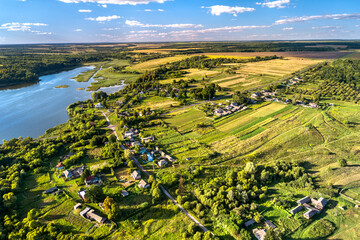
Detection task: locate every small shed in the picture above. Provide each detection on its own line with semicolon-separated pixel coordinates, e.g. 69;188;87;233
43;186;58;194
121;190;129;197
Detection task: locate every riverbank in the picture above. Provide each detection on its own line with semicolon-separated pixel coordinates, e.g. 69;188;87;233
0;66;125;140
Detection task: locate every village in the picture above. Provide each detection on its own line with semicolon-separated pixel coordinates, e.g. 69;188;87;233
42;118;177;227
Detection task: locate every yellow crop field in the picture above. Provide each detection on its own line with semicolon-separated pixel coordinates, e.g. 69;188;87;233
211;57;322;91
131;55;189;71
238;57;322;76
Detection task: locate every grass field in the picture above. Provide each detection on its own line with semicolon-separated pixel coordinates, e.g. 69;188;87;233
72;69;97;82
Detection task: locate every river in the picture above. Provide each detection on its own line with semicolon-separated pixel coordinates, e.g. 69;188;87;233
0;66;125;141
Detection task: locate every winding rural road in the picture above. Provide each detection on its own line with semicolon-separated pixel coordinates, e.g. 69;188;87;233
100;110;210;233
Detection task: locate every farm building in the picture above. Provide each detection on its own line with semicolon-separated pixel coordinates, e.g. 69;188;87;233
244;219;255;227
315;197;328;210
74;203;82;210
138;179;150;189
80;207;91;218
253;229;267;240
297;196;311;205
43;186;58;194
304;209;319;219
131;170;141;180
290;205;303;214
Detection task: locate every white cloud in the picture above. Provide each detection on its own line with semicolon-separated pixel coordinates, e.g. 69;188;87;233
125;20;203;28
207;5;255;16
130;30;157;33
282;27;293;30
275;13;360;25
74;29;83;31
256;0;290;9
102;4;107;8
0;22;48;32
79;9;92;12
103;27;121;30
312;26;341;30
144;8;164;12
86;15;122;22
58;0;171;5
197;25;269;33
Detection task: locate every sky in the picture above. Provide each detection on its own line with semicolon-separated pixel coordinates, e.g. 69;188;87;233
0;0;359;44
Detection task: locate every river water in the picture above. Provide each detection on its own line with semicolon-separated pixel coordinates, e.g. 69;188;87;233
0;66;125;141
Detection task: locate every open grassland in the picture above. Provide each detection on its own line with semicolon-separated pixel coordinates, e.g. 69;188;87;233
196;51;350;59
130;55;189;71
111;203;192;240
72;69;97;82
136;95;180;111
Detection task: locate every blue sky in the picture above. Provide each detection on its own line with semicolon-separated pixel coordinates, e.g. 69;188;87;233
0;0;359;44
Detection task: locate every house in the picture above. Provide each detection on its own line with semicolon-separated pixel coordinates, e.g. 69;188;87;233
138;179;150;189
131;170;141;180
131;141;142;147
72;166;85;178
309;102;319;108
165;155;175;162
315;197;328;210
141;136;155;143
158;159;167;168
265;220;276;229
62;170;73;179
244;219;255;227
251;92;261;99
85;176;101;187
80;207;91;217
43;186;58;194
297;196;311;205
95;103;103;109
290;205;303;214
304;209;318;219
74;203;82;210
56;162;65;170
121;190;129;197
214;108;224;116
78;190;87;200
253;229;267;240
